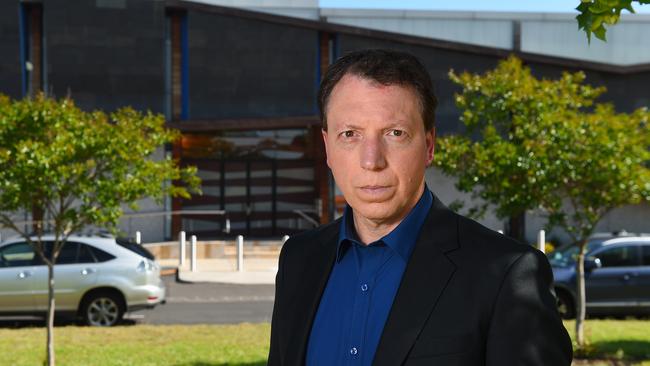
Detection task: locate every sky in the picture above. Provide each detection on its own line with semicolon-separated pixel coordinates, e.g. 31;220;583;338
319;0;650;13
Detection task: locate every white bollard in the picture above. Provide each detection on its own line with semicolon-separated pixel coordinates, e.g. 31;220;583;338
179;231;186;266
282;235;290;244
237;235;244;272
135;231;141;245
538;229;546;253
191;235;197;272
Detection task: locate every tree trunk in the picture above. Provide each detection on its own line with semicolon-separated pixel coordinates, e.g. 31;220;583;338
507;211;526;243
575;244;587;348
46;263;55;366
32;203;44;233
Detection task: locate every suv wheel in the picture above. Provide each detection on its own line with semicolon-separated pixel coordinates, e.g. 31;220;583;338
80;292;124;326
556;289;576;319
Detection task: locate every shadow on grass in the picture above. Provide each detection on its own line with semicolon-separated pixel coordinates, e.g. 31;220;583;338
586;339;650;360
173;363;266;366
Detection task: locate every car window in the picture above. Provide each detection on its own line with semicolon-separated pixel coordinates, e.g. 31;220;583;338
116;237;155;260
55;242;80;265
42;241;99;265
77;244;97;264
642;245;650;266
87;245;116;263
0;242;37;267
595;245;641;267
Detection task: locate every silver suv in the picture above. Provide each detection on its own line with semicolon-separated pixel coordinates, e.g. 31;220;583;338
0;234;166;326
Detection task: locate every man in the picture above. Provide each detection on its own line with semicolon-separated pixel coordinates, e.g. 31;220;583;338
268;49;572;366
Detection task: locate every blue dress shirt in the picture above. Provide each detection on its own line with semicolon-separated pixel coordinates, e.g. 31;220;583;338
306;187;433;366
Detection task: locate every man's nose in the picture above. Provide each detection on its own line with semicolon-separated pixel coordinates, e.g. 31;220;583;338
360;136;387;171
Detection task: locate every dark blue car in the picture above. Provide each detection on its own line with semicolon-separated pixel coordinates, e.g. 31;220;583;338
549;236;650;318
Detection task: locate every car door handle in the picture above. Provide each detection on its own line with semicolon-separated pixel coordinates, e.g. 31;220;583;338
17;270;32;279
81;268;97;276
623;272;639;280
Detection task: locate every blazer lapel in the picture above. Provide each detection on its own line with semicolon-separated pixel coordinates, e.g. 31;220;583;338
373;196;459;366
284;221;340;366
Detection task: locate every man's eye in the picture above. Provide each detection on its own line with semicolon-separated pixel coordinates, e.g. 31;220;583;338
389;130;404;137
342;131;355;138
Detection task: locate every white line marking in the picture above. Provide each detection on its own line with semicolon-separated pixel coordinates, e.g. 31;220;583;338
166;296;275;303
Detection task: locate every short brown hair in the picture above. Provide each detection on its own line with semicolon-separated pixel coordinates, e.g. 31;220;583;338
318;49;437;131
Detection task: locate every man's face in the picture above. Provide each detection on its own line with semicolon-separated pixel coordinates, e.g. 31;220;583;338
322;74;435;227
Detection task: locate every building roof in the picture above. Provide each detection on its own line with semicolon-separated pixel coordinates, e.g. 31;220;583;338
321;8;650;66
185;0;650;67
174;0;650;74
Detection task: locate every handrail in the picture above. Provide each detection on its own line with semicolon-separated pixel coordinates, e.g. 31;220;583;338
292;209;319;227
123;210;227;218
5;210;231;234
7;209;228;225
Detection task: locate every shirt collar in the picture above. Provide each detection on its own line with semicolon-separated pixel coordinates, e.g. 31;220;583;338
336;185;433;263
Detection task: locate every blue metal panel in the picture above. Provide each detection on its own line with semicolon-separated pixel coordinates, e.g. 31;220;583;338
314;32;322;115
18;3;28;97
333;33;339;61
181;12;189;120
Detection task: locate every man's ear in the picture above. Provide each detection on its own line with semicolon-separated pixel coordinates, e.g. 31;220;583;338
322;128;331;169
425;127;435;165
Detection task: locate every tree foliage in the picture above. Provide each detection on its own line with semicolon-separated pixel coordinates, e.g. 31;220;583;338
437;56;605;221
437;55;650;240
435;56;650;346
576;0;650;42
0;93;200;240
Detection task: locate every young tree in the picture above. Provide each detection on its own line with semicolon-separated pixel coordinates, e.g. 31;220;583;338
435;56;650;347
541;103;650;346
0;94;200;366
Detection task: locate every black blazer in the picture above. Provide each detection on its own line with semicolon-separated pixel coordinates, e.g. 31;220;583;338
268;195;573;365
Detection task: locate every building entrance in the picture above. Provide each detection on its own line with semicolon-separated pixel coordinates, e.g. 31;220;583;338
177;128;321;238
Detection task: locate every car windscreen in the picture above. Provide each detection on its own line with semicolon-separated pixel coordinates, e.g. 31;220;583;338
115;238;155;260
547;241;603;267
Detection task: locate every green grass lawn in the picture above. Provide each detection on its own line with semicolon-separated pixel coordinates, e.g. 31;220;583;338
0;320;648;365
0;323;271;366
564;320;650;365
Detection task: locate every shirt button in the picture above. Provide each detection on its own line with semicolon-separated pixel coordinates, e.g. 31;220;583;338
350;347;358;355
361;283;368;292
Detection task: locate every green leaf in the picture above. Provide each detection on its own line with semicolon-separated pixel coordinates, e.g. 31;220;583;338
575;0;645;41
593;24;608;40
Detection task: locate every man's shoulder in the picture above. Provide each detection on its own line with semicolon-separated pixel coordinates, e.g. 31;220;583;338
451;212;541;263
438;213;551;293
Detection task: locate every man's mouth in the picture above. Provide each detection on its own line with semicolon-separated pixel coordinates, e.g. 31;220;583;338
358;185;391;195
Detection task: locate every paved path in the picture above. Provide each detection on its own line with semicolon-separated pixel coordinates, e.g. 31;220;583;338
161;257;279;285
129;276;276;325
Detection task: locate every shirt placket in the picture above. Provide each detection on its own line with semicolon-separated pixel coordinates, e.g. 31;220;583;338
345;243;386;366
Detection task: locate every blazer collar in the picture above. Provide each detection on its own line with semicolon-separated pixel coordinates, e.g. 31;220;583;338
283;218;340;366
372;194;459;366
